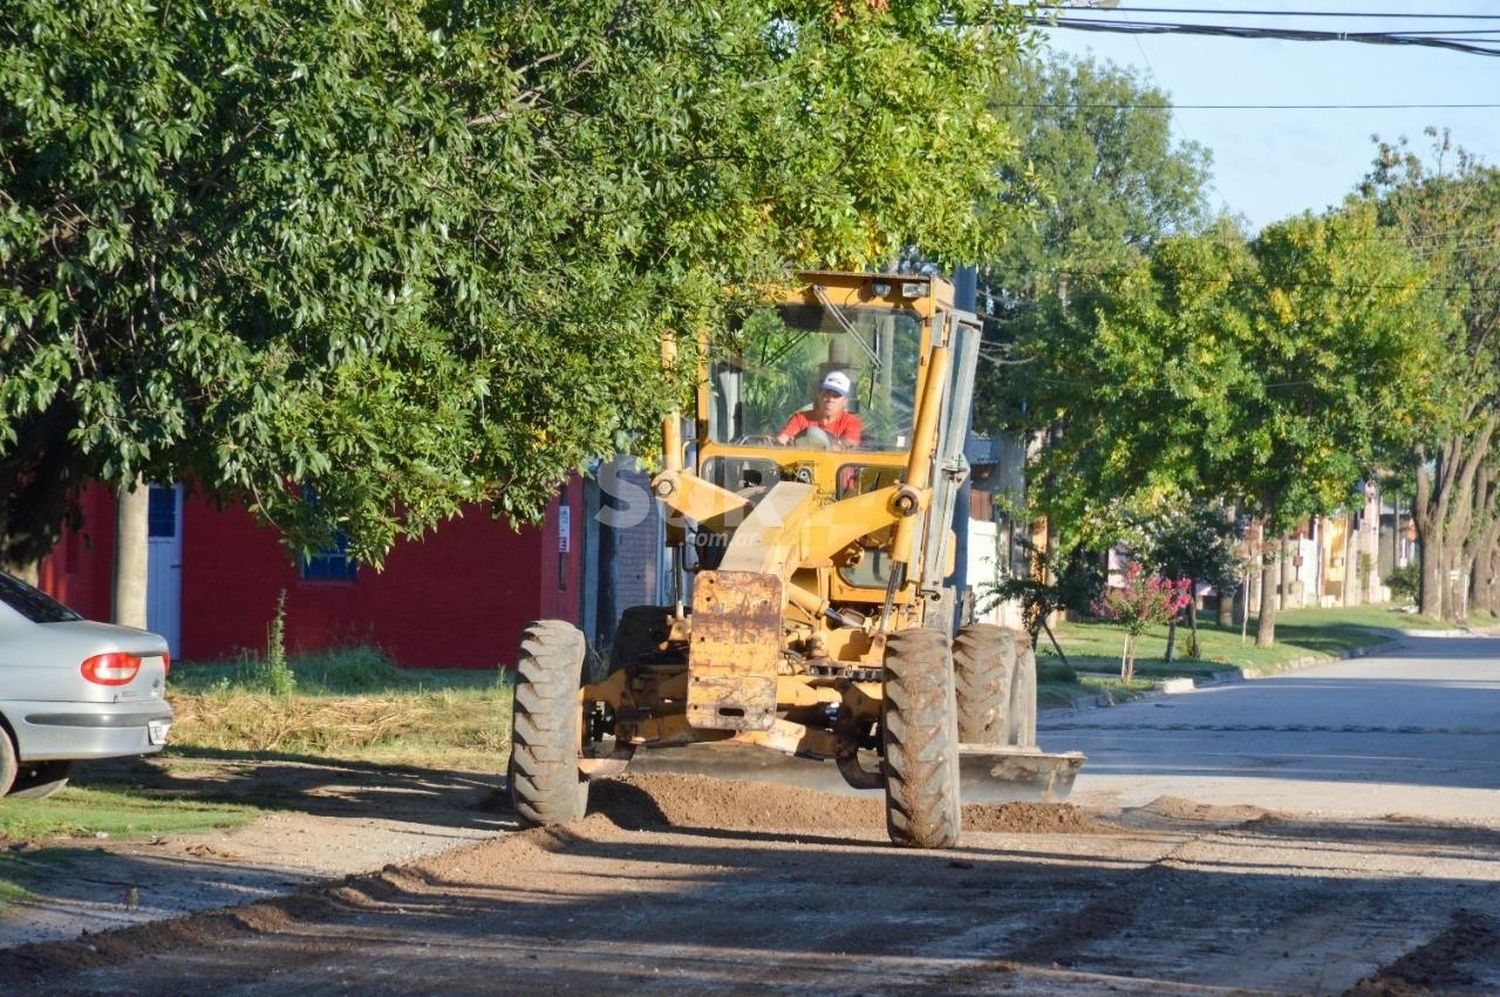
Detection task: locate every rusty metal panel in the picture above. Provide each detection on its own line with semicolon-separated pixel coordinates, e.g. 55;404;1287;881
687;570;783;732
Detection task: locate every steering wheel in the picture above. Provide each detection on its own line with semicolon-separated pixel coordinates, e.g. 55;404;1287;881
797;427;833;451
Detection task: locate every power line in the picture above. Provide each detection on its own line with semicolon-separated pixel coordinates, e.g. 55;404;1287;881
1083;7;1500;20
978;262;1496;297
1031;16;1500;57
999;102;1500;110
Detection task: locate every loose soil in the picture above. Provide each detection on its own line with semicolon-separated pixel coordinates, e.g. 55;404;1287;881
3;757;1500;994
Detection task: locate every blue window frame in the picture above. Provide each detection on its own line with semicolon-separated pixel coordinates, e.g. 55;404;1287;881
298;486;358;582
301;531;357;582
148;485;177;538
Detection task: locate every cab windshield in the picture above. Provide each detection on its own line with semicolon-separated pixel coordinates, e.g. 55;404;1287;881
708;303;922;452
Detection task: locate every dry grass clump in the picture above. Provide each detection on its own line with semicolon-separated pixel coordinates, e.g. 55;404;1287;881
169;687;512;758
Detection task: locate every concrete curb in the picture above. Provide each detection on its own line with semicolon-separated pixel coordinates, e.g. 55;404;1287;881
1043;632;1404;717
1229;635;1400;681
1040;625;1500;721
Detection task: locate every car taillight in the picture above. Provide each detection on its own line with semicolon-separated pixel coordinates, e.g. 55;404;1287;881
162;653;171;677
81;652;142;686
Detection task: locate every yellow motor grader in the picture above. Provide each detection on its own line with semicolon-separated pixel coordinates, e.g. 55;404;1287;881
509;271;1083;848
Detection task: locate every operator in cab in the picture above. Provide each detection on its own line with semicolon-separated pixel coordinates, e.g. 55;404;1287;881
776;370;862;448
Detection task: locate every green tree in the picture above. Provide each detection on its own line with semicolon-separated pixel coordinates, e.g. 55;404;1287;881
989;205;1444;648
993;224;1257;551
974;51;1213;427
1126;497;1242;660
1091;562;1189;682
1359;130;1500;621
1237;204;1448;644
0;0;1037;569
984;52;1212;296
970;51;1217;615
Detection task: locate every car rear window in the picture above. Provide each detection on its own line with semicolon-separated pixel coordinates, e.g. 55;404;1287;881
0;573;83;624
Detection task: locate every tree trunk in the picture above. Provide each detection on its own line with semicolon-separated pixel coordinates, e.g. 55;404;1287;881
1489;537;1500;617
1120;633;1135;681
1256;536;1280;648
1040;617;1070;668
1164;619;1177;663
5;559;40;586
1342;511;1360;607
1240;569;1252;644
1278;534;1291;610
1216;582;1235;627
1420;540;1444;617
1460;464;1498;622
1469;505;1500;617
113;480;150;629
1484;535;1500;617
1246;519;1263;614
1412;419;1499;621
1448;557;1470;623
1413;446;1444;618
1187;591;1200;659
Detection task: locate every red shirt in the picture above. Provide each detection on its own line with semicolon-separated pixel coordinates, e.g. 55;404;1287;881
778;410;862;446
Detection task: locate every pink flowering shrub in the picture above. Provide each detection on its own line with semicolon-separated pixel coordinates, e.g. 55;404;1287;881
1092;563;1193;680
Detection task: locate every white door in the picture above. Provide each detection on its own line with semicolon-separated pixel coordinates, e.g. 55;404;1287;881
146;483;183;656
967;519;1010;627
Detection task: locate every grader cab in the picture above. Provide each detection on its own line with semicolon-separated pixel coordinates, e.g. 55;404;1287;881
509;272;1083;848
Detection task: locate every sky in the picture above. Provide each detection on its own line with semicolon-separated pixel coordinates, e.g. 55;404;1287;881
1036;2;1500;231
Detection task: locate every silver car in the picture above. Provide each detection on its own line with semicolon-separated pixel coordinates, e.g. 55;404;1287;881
0;572;173;799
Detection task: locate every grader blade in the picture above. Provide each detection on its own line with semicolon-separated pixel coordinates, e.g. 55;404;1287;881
622;740;1086;804
956;745;1087;804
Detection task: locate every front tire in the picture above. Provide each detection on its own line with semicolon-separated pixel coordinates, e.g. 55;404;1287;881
0;734;16;798
952;625;1016;745
509;621;589;826
882;628;961;849
8;760;71;799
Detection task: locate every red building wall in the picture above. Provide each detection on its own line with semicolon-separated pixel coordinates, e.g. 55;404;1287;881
36;486;116;622
41;481;584;670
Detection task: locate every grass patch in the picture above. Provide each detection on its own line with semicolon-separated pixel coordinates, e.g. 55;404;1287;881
1039;604;1430;680
167;646;515;767
168;686;514;768
0;786;254;843
0;788;256;910
171;645;506;697
1279;605;1500;632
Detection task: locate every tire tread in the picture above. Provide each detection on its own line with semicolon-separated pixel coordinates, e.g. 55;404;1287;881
882;628;961;849
952;624;1016;744
509;620;589;826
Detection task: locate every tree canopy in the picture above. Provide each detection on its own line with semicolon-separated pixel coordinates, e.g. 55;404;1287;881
1359;130;1500;620
1;0;1036;565
990;223;1256;549
986;198;1447;643
984;52;1213;299
973;51;1214;436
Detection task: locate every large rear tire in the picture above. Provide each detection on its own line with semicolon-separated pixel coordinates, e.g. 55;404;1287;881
1008;635;1038;748
509;621;589;827
952;624;1016;745
8;760;71;799
882;628;961;849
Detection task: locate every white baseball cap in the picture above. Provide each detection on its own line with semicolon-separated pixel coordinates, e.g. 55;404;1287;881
820;371;852;396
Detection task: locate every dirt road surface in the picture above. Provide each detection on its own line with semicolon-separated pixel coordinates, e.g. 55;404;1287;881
3;633;1500;994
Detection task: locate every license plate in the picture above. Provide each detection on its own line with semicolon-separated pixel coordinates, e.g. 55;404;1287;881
147;720;171;745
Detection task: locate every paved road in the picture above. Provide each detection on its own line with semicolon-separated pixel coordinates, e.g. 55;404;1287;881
1051;633;1500;820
